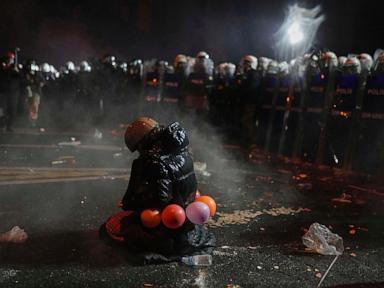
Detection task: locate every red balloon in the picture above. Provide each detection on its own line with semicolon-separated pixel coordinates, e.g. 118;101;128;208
196;196;216;216
140;209;161;228
161;204;186;229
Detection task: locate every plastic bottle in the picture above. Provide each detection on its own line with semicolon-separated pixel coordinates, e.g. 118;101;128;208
181;255;212;266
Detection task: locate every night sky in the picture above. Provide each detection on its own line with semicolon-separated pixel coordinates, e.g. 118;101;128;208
0;0;382;65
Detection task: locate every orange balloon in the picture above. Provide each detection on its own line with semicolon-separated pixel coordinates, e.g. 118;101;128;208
140;209;161;228
196;196;216;216
161;204;186;229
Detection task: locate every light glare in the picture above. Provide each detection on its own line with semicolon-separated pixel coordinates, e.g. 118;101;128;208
288;22;304;45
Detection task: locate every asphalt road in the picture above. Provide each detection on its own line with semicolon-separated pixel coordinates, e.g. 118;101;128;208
0;127;383;287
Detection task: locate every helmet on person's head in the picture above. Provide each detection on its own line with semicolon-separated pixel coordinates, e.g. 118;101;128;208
65;61;75;72
124;117;159;152
343;56;361;74
322;51;338;69
196;51;209;60
241;55;258;72
279;61;289;75
267;60;280;75
41;63;51;73
174;54;187;66
79;60;91;72
338;56;347;69
358;53;373;72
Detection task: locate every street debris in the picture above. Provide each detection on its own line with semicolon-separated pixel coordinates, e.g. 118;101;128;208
94;129;103;140
194;162;211;177
51;156;76;166
349;229;356;235
181;255;212;266
302;223;344;255
297;183;313;189
0;226;28;243
331;193;352;204
209;207;310;227
350;253;357;257
113;152;123;158
316;255;340;287
213;250;237;257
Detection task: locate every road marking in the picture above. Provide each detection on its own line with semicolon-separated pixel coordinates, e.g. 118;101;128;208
0;174;129;186
0;143;125;152
0;166;129;172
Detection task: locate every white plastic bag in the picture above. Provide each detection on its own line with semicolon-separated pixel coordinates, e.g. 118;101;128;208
302;223;343;255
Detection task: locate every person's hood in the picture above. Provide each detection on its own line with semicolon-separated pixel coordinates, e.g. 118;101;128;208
159;122;189;153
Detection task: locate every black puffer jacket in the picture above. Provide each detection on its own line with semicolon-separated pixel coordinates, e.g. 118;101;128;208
117;122;215;259
122;122;197;212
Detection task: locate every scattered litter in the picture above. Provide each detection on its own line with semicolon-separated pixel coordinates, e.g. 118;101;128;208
201;171;211;177
209;207;310;227
193;270;207;288
0;226;28;243
257;266;262;270
350;253;357;257
213;250;237;257
256;175;273;182
315;273;322;278
181;254;212;266
307;268;312;272
316;255;340;287
143;284;154;287
297;183;313;189
260;227;265;231
331;193;352;204
247;246;258;250
51;156;76;166
94;129;103;140
273;266;279;270
194;162;207;172
302;223;344;255
314;268;319;272
113;153;123;158
349;229;356;235
39;128;45;132
221;246;231;249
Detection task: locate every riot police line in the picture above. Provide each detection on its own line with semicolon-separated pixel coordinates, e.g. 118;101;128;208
0;49;383;176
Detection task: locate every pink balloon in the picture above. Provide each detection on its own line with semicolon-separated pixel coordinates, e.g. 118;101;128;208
186;202;210;225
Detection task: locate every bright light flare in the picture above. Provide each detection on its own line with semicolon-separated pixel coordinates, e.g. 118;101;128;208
287;22;304;45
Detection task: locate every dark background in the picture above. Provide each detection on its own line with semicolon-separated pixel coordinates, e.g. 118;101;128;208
0;0;382;65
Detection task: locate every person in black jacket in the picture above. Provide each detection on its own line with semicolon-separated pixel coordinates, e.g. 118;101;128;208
99;117;215;259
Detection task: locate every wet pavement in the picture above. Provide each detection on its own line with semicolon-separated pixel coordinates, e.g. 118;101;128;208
0;127;383;287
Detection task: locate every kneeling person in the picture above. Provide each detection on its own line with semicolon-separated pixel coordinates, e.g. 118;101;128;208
100;117;215;259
